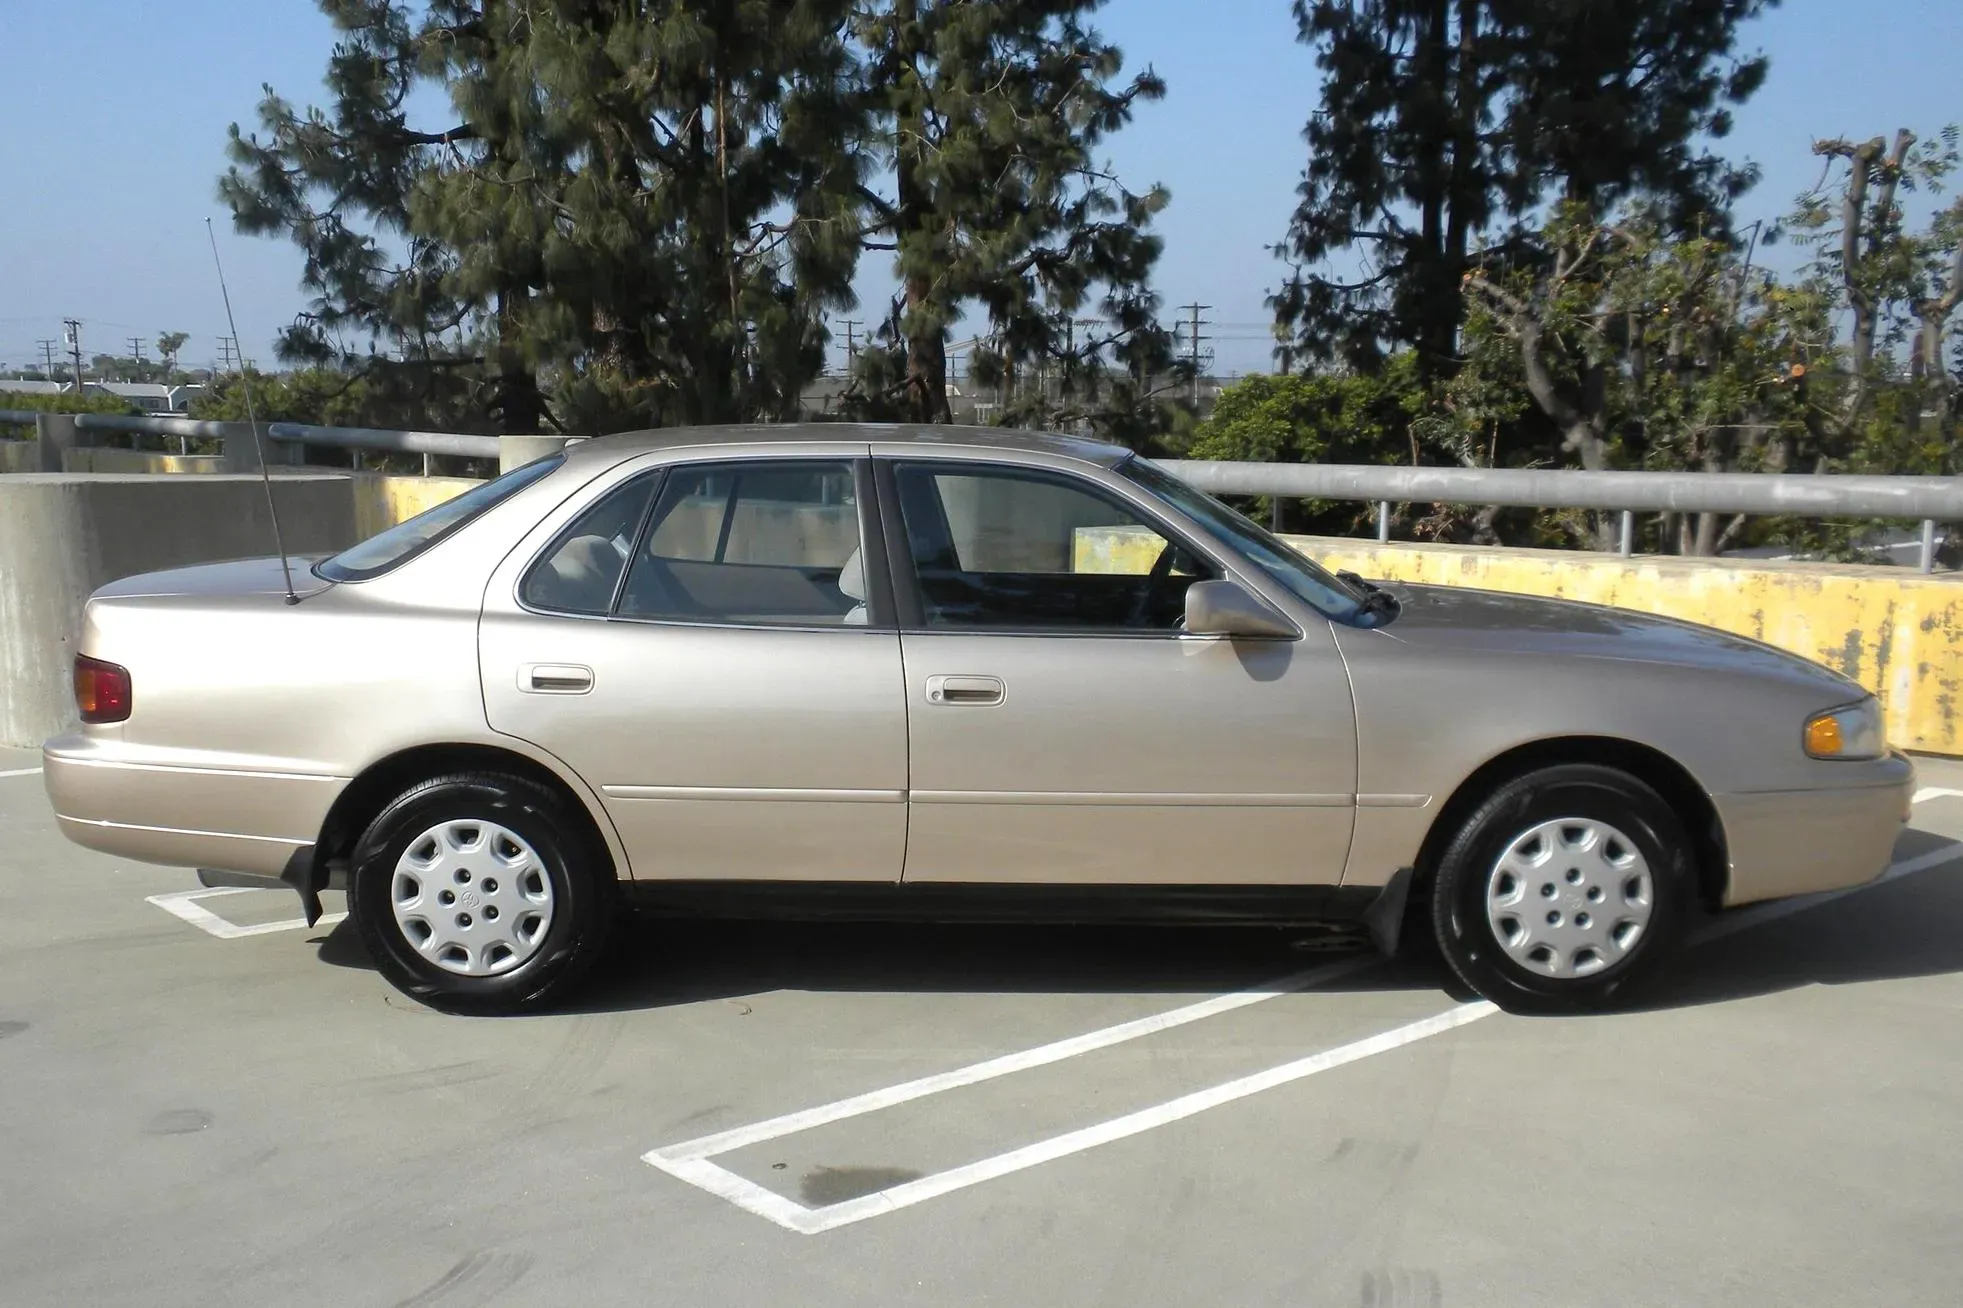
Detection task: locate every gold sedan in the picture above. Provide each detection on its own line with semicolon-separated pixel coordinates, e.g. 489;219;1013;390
45;426;1913;1013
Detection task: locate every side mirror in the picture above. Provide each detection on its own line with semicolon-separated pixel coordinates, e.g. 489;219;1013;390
1183;580;1298;639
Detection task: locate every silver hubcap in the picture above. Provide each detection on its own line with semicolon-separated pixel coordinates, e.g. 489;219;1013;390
1485;817;1654;979
391;820;554;978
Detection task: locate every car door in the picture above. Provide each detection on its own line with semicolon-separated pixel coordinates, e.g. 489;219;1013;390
878;454;1358;885
480;450;908;881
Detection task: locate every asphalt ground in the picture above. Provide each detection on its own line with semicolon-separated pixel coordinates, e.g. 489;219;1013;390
4;742;1962;1307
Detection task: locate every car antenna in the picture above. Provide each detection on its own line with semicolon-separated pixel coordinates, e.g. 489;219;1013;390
205;217;300;606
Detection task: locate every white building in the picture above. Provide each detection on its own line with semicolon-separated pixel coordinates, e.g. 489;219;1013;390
1;380;204;414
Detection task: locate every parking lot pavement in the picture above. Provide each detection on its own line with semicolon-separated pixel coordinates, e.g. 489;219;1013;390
5;742;1963;1307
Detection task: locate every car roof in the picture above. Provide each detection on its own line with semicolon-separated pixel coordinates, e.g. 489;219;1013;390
561;423;1134;469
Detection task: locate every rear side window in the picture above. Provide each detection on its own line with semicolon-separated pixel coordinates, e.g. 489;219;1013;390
317;455;564;583
520;475;659;615
618;462;867;626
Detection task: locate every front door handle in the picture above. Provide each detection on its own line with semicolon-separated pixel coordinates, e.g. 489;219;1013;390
522;663;594;694
926;674;1004;707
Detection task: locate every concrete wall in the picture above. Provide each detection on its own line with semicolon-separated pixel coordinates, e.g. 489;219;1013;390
0;440;36;474
62;449;228;475
0;474;356;746
1078;525;1963;756
350;474;485;540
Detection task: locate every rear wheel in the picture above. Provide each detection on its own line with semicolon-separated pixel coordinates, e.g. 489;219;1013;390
1430;764;1688;1013
348;772;616;1014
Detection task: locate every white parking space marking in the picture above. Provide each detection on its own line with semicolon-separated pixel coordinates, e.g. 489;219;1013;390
146;887;347;940
647;1001;1497;1234
645;788;1963;1234
0;767;43;779
653;953;1377;1163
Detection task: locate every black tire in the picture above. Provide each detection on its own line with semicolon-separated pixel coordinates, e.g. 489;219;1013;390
347;772;616;1015
1430;764;1689;1014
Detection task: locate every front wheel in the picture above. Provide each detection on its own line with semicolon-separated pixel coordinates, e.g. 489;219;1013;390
1430;764;1689;1013
348;772;616;1014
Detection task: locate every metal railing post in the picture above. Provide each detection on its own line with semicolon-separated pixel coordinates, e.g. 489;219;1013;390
1619;510;1634;557
1376;500;1391;543
1921;519;1937;574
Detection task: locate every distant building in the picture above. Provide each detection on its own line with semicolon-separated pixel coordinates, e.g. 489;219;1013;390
95;382;205;414
0;380;204;414
0;380;74;399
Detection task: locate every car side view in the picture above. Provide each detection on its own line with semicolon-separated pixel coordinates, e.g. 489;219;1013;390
44;425;1914;1014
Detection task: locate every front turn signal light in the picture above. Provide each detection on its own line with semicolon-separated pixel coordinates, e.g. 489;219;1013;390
75;655;132;724
1804;699;1884;760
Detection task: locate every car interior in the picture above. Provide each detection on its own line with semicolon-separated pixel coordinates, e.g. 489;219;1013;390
524;464;866;626
893;465;1214;630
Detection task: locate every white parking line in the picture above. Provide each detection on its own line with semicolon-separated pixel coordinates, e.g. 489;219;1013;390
145;887;347;940
655;953;1378;1162
647;1000;1496;1234
0;767;43;779
641;953;1492;1234
646;802;1963;1234
1913;787;1963;804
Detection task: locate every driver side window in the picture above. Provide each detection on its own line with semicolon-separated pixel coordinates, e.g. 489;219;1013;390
893;463;1216;631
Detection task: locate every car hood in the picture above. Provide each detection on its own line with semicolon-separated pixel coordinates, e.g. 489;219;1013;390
1371;582;1866;697
93;556;336;601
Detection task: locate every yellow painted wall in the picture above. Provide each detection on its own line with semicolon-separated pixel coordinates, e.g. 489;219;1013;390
1075;525;1963;755
61;449;227;475
349;474;485;540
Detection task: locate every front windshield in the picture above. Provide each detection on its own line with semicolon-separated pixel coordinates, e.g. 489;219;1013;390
1120;456;1366;621
316;454;565;583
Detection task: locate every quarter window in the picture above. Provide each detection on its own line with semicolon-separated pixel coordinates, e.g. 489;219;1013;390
893;464;1216;631
618;462;869;626
520;475;658;615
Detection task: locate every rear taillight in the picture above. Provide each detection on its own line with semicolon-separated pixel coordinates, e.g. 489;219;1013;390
75;655;132;724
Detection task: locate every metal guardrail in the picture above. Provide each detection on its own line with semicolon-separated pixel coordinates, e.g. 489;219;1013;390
264;422;501;459
0;409;43;425
75;413;240;441
1162;460;1963;573
70;413;500;458
11;413;1962;571
64;413;499;470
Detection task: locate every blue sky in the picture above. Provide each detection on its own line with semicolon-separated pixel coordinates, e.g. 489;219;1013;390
2;0;1960;377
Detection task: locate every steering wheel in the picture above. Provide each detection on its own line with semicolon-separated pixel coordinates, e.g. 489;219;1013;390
1127;542;1181;628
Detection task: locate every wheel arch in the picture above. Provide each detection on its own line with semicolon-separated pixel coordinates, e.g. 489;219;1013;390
311;742;626;887
1415;736;1728;912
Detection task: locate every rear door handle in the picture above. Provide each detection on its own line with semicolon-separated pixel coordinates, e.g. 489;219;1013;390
522;663;594;694
926;674;1004;707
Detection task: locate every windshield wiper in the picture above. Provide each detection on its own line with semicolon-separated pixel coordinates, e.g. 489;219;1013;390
1338;570;1400;626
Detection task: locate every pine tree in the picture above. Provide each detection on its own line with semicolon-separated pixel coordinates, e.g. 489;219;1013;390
844;0;1176;441
1273;0;1774;378
221;1;864;434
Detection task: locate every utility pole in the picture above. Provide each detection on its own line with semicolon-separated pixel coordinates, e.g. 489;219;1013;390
216;336;239;373
1179;303;1211;406
38;339;58;378
127;337;147;380
63;319;85;394
840;319;861;372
